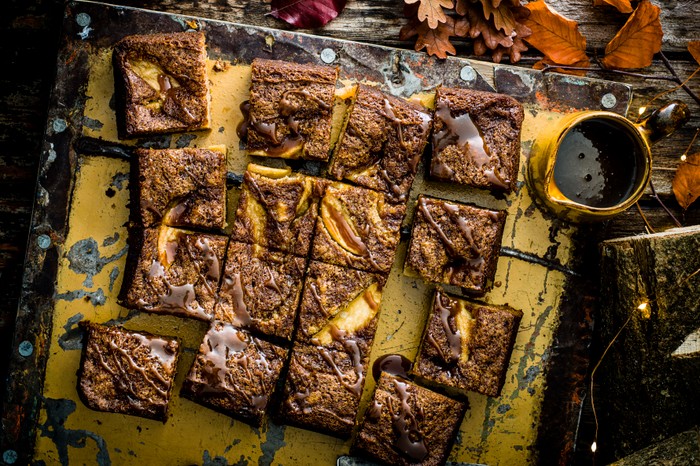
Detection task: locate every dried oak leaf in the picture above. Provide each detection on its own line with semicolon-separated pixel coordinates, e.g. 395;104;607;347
464;1;513;49
404;0;454;29
522;1;588;66
600;0;662;69
688;41;700;65
672;152;700;210
481;1;517;36
593;0;634;14
400;16;468;59
269;0;347;29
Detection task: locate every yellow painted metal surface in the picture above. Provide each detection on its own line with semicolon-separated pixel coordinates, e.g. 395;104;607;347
35;48;575;465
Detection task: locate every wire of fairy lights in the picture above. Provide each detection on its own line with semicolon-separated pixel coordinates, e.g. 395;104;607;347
588;265;700;458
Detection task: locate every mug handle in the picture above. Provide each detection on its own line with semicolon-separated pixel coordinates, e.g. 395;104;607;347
636;100;691;144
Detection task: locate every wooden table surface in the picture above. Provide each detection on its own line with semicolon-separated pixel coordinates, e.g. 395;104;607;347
1;0;699;461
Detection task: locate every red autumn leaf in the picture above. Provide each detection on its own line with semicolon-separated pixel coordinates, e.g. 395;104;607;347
404;0;454;29
672;152;700;210
269;0;347;29
600;0;662;69
593;0;634;14
689;41;700;65
522;1;588;66
400;16;467;59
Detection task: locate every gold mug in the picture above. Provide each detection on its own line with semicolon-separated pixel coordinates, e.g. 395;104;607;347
527;101;690;222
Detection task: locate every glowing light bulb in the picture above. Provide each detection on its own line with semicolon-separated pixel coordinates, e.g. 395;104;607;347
638;106;647;115
591;441;597;453
681;154;687;162
637;302;648;311
638;302;651;319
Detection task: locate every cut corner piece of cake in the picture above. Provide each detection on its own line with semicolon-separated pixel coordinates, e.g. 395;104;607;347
405;195;506;294
231;163;328;257
411;288;523;397
352;371;467;466
133;146;227;230
311;182;406;274
215;241;306;341
238;58;339;161
77;321;181;422
113;31;211;138
328;84;433;203
182;322;288;427
430;86;524;193
118;226;227;321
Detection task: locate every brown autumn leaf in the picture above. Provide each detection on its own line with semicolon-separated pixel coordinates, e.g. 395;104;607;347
601;0;662;69
689;41;700;65
481;1;517;36
404;0;454;29
465;1;513;49
533;56;591;76
522;1;588;66
672;152;700;210
400;16;468;59
593;0;634;14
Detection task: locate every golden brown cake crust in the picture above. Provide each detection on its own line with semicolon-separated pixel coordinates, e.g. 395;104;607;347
215;241;306;341
405;195;506;294
78;322;181;422
134;147;226;230
430;87;524;192
329;84;432;202
182;323;287;427
412;289;523;397
353;372;467;466
113;32;210;138
231;166;327;257
118;227;227;320
245;58;338;161
312;182;405;273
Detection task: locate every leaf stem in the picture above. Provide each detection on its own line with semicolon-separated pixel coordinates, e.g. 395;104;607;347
658;51;700;107
649;179;683;228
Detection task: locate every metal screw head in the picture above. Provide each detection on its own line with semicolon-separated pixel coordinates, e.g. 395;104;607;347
37;234;51;249
76;12;91;27
320;48;337;64
460;65;476;82
601;93;617;109
3;449;18;464
18;340;33;357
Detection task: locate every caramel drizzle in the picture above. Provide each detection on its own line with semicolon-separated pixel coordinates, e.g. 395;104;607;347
220;272;253;326
243;172;286;237
325;201;369;257
198;326;274;411
379;169;406;203
434;101;510;186
380;99;408;149
157;74;197;124
309;280;326;314
263;266;282;295
318;326;364;398
443;203;480;255
431;290;461;363
418;197;457;257
389;378;428;462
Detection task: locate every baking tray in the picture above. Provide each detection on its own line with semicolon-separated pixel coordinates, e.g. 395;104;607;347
1;1;632;465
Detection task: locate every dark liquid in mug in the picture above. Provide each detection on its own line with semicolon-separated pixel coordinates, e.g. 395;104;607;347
553;119;645;208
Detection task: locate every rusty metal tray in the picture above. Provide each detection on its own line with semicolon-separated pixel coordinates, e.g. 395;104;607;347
1;1;633;465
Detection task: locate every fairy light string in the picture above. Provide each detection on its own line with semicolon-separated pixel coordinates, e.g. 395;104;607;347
589;265;700;459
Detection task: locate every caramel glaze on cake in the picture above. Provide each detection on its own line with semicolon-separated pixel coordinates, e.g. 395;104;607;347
113;32;211;138
329;84;432;202
430;87;524;192
182;323;288;427
78;322;181;422
353;372;467;466
412;289;523;397
238;58;338;161
406;195;506;294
